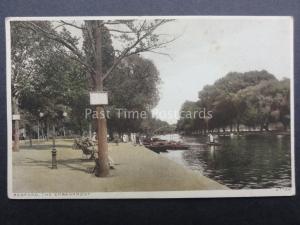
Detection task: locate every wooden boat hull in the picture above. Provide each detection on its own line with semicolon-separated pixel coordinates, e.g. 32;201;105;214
143;138;190;153
206;142;222;146
166;145;190;150
147;145;168;153
145;144;190;152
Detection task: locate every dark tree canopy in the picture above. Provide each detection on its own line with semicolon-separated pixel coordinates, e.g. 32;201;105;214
11;20;167;137
178;70;290;134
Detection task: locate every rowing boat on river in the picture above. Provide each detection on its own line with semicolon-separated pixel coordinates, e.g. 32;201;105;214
143;138;190;153
206;142;222;146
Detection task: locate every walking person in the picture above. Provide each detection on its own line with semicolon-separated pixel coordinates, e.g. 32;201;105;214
131;133;136;146
114;133;119;146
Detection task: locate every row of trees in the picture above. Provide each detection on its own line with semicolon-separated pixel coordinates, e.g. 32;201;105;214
12;20;171;138
177;70;290;134
11;19;175;176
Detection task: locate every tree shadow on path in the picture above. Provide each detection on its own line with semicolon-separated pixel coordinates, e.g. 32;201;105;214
22;157;95;174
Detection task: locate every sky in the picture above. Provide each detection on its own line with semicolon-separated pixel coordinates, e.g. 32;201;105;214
64;17;293;124
141;17;293;124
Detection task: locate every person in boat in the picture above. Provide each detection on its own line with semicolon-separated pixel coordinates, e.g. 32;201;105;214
208;133;215;144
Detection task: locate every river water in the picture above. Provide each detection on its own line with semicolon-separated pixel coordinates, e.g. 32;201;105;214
157;133;292;189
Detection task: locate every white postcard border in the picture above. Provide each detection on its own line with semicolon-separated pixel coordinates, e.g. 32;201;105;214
6;16;296;199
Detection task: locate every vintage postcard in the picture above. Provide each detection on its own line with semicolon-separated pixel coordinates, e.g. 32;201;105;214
6;16;295;199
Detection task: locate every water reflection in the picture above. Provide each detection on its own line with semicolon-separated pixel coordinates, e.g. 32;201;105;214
161;134;291;189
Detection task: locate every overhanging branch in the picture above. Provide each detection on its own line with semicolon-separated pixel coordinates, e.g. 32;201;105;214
22;22;95;74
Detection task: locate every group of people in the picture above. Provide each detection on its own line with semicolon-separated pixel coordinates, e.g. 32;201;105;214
208;132;236;143
91;132;110;142
129;133;143;146
92;131;220;145
91;132;143;146
113;133;144;146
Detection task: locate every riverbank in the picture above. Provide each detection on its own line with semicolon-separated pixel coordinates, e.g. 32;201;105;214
12;140;227;193
179;130;290;137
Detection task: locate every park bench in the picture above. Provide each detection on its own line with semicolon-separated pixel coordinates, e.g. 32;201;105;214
73;137;115;170
73;137;97;159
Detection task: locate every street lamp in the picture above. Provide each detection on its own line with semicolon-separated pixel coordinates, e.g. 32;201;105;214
62;111;67;137
51;111;67;169
51;124;57;169
38;112;44;142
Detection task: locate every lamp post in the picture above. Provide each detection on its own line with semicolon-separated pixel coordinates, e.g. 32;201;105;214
38;112;44;142
51;124;57;169
62;111;67;137
51;111;67;169
37;119;39;142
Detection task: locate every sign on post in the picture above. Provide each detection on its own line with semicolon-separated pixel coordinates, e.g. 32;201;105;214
12;114;20;120
90;91;108;105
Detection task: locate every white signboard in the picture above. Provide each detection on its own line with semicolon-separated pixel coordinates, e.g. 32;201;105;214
90;91;108;105
12;114;20;120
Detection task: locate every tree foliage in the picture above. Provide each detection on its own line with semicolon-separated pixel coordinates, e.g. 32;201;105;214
104;55;161;135
11;20;168;137
177;70;290;133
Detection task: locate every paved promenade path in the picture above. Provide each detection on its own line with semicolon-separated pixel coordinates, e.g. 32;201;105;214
12;140;228;193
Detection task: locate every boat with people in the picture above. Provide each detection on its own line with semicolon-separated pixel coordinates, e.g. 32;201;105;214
206;142;222;146
206;133;222;146
143;138;190;153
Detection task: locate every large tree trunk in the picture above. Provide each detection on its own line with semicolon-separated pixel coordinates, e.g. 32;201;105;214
265;122;269;131
282;122;287;131
95;106;110;177
12;97;20;152
29;132;33;147
46;122;50;141
41;122;44;140
93;21;110;177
